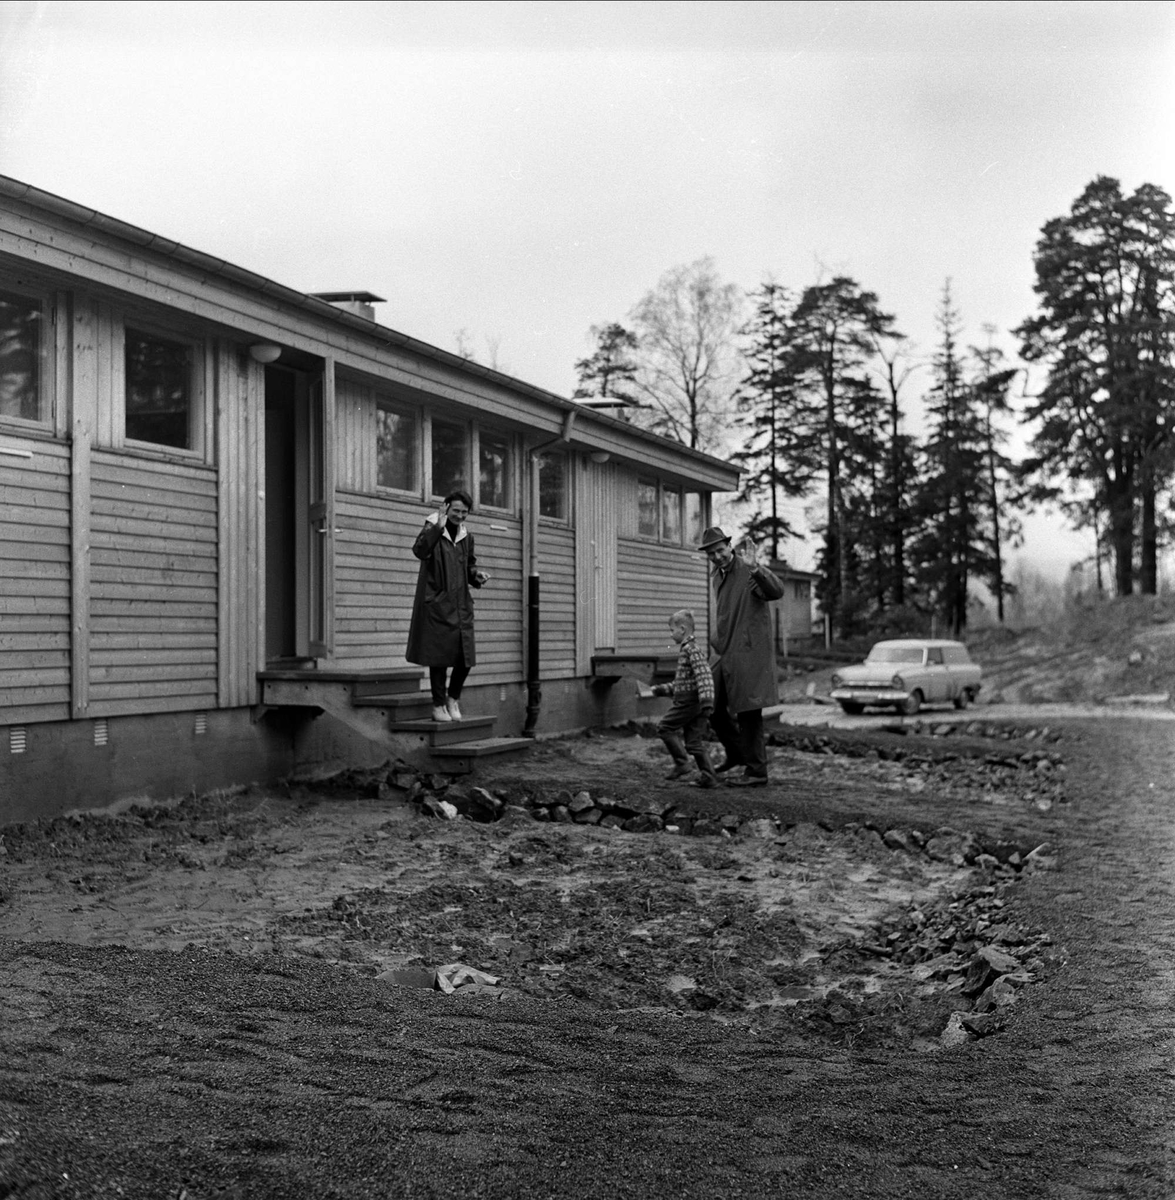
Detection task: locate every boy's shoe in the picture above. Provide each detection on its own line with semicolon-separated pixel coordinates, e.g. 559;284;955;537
694;773;720;789
664;762;693;781
714;757;744;773
432;705;453;722
446;698;463;721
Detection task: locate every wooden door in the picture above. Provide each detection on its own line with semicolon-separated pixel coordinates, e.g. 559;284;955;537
575;456;617;670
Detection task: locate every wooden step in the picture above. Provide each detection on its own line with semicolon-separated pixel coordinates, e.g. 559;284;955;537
591;652;677;682
389;716;498;746
351;692;430;713
350;670;425;699
430;737;534;773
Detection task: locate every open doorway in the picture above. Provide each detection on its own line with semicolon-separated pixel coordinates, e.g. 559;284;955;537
264;365;329;664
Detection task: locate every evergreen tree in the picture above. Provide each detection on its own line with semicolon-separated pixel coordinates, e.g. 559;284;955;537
911;283;998;634
573;323;639;402
788;276;900;635
1016;177;1175;595
731;283;812;558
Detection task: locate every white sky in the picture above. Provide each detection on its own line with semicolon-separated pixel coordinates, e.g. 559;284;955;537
2;0;1174;580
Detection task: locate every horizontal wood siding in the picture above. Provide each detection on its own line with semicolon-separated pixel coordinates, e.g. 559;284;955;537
334;495;524;683
539;524;576;679
0;440;72;723
617;539;711;651
88;450;218;716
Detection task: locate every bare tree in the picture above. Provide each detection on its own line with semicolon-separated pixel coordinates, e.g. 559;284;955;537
626;257;743;453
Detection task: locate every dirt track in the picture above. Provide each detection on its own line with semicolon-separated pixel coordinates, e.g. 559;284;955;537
2;712;1174;1198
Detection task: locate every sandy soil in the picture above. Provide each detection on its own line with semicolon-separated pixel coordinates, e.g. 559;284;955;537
2;713;1174;1198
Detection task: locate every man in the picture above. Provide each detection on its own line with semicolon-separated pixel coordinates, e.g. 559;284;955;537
698;525;784;786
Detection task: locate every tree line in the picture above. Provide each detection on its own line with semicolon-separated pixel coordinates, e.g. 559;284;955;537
572;176;1175;637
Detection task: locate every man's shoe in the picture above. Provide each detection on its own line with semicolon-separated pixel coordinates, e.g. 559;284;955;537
446;697;463;721
694;773;720;789
714;758;744;774
432;705;453;722
726;772;769;787
664;762;693;781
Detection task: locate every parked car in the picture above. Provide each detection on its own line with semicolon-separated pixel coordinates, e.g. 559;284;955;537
829;639;982;715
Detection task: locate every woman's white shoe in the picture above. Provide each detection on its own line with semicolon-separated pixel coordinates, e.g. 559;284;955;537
432;704;453;722
446;698;463;721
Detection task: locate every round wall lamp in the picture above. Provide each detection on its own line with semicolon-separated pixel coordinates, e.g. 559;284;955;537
589;451;611;464
249;343;282;364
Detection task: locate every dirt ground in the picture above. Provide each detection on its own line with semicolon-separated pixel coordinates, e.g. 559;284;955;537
3;707;1175;1198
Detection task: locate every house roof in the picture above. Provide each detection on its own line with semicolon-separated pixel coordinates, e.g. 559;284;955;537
0;174;739;491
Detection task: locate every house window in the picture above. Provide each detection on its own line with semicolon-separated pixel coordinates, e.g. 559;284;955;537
538;452;567;520
637;479;658;538
376;402;418;492
684;492;706;548
125;328;194;449
661;487;682;545
479;431;511;510
0;287;46;425
431;418;467;498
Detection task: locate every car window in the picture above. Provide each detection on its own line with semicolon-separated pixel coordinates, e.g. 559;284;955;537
927;648;944;665
865;646;924;665
943;645;972;664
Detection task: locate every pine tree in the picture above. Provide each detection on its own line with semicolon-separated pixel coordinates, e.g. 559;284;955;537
911;283;998;634
731;283;813;558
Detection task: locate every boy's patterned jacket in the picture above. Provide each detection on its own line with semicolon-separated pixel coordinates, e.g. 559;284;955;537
652;635;715;708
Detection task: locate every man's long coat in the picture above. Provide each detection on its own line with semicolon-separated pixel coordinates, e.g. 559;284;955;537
710;557;784;712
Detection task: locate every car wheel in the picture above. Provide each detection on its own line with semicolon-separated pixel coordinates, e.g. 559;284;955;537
899;691;922;716
953;688;971;710
839;702;865;715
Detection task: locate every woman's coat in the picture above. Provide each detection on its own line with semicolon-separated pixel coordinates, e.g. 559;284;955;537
406;517;482;667
710;557;784;712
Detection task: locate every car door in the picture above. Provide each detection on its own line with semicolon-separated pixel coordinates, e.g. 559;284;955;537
924;646;949;701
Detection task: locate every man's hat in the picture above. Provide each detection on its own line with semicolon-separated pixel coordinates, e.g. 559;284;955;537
697;525;732;552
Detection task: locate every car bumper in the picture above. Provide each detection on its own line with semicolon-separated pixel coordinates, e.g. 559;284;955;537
830;688;910;706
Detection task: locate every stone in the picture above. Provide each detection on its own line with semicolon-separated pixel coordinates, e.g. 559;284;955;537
573;808;602;825
553;789;574;809
974;976;1018;1012
567;791;595;814
977;945;1020;975
551;805;573;823
421;795;457;820
469;786;502;813
939;1011;971;1048
500;804;534;824
719;814;742;831
622;813;664;833
883;829;916;853
961;1010;1005;1037
599;814;625;829
691;818;719;836
740;818;777;839
925;827;980;865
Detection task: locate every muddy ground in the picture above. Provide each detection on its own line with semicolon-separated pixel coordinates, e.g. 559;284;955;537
2;710;1175;1198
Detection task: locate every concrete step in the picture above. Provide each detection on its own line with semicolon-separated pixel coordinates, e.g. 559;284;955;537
388;716;497;746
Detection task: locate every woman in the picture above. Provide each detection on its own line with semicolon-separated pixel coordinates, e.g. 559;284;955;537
406;490;490;721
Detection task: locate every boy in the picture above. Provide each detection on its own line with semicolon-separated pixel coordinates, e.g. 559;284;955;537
651;609;720;788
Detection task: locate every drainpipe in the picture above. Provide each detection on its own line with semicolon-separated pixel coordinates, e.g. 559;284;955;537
523;410;576;736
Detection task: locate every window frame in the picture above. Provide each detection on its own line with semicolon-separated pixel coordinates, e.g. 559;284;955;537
0;281;55;434
476;427;514;513
120;320;208;461
428;414;471;502
537;449;570;523
375;397;422;496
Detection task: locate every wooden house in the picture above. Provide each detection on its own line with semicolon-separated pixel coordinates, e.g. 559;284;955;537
0;176;739;823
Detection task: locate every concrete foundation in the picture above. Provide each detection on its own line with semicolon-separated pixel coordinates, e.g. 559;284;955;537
0;676;664;826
